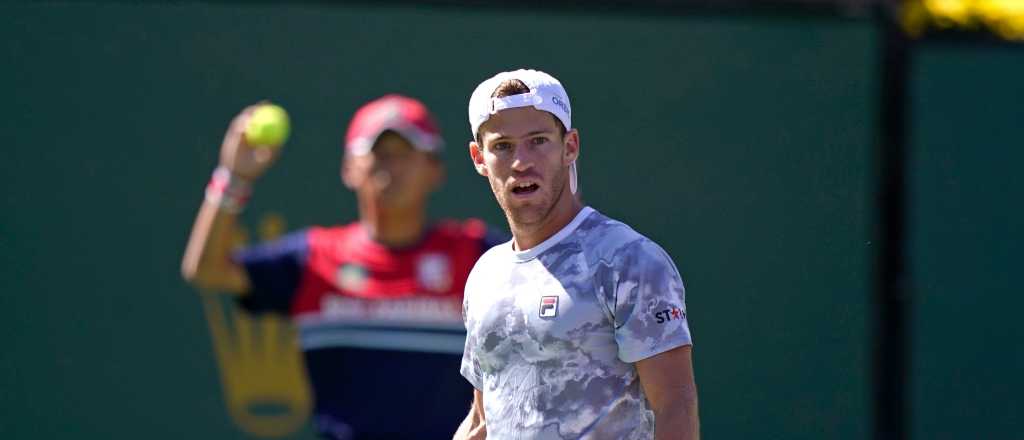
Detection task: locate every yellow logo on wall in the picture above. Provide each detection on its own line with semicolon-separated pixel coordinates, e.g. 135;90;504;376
200;213;312;438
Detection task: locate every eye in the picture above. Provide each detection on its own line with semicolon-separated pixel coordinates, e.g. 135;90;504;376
530;136;549;146
490;141;513;152
373;152;398;164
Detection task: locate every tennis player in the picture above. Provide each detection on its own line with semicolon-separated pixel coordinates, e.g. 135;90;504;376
455;69;699;440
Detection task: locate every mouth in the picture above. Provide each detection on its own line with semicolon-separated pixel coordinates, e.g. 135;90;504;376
510;181;540;197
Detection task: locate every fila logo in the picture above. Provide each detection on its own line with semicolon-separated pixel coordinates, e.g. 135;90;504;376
539;296;559;318
654;307;685;324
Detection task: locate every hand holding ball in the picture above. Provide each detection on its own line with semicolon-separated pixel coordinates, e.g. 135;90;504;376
245;104;291;148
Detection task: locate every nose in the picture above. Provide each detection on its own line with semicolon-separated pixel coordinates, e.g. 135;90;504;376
510;141;534;173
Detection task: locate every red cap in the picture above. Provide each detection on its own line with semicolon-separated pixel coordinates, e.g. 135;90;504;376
345;94;443;156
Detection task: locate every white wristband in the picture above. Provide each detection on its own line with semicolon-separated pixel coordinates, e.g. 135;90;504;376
205;166;252;214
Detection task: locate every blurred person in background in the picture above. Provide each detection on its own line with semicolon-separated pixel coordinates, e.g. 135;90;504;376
182;95;504;440
455;69;699;440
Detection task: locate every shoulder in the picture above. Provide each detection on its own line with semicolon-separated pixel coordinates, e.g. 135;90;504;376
469;241;512;278
432;218;483;238
465;240;512;287
235;227;315;264
574;210;680;281
478;238;512;264
575;209;653;259
430;218;510;255
304;222;363;249
432;218;506;242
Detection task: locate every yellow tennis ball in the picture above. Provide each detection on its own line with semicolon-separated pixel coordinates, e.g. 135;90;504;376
245;104;291;147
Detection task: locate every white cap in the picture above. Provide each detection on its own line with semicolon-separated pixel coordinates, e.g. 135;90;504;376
468;68;578;193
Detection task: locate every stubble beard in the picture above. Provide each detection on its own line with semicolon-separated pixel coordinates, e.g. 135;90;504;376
493;166;569;234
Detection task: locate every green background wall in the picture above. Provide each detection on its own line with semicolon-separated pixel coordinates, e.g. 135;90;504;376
908;44;1024;440
1;2;879;438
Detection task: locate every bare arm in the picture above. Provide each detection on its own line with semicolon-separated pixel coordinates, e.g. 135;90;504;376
636;345;700;440
453;388;486;440
181;194;250;292
181;105;281;293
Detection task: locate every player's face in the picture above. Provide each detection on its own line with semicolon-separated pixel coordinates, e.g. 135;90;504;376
344;131;441;209
471;107;579;227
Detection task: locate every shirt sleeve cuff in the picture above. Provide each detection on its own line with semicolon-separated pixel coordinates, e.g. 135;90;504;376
460;363;484;390
618;334;693;363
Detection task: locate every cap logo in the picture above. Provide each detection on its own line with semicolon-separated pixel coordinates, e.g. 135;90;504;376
364;101;401;128
550;95;569;115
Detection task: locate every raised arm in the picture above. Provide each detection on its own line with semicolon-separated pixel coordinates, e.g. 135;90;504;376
453;388;487;440
636;345;700;440
181;105;282;293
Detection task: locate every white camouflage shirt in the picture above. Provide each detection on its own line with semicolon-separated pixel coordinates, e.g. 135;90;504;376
460;207;692;440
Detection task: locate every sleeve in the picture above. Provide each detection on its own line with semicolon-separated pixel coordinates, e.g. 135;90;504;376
459;273;484;390
609;239;692;363
232;228;311;314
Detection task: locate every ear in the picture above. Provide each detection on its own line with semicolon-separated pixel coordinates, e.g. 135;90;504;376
469;141;489;177
340;156;357;190
563;129;581;164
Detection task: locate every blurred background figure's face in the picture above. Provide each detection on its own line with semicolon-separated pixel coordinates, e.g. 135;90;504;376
344;130;440;210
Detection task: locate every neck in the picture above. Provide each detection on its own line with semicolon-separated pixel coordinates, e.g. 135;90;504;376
358;198;429;248
511;193;583;251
